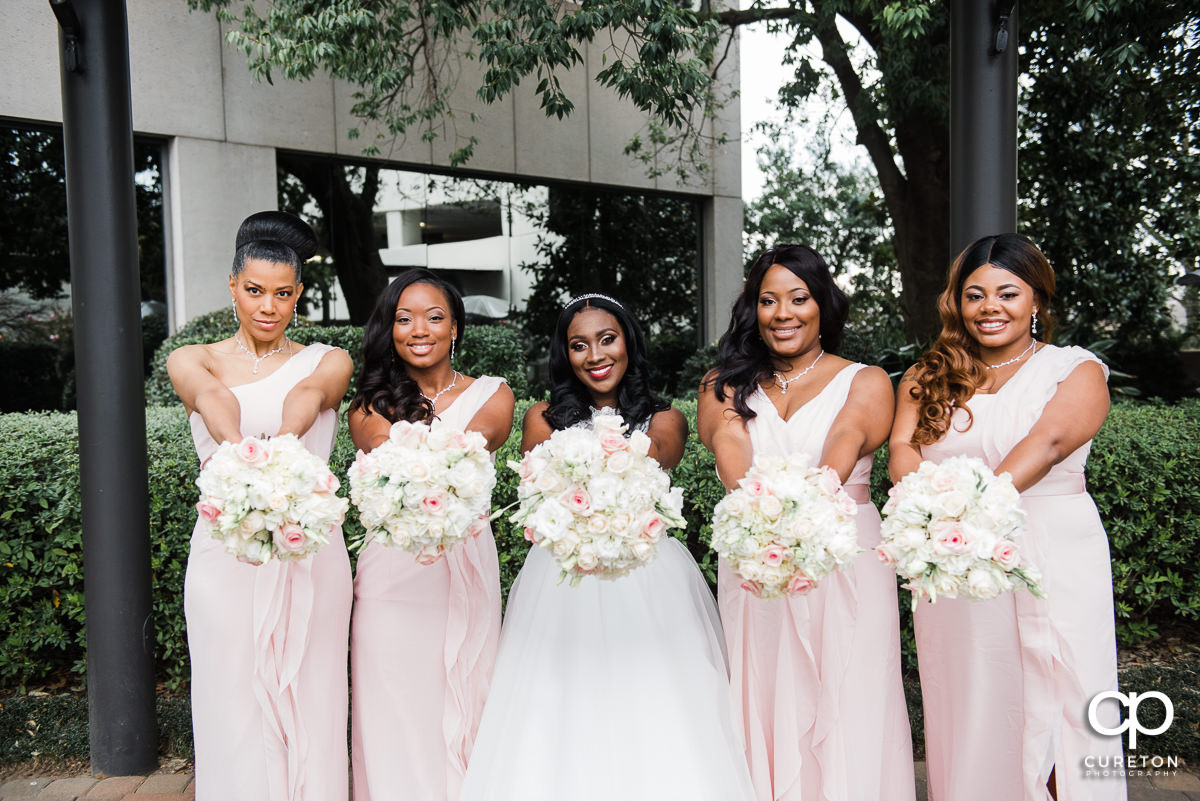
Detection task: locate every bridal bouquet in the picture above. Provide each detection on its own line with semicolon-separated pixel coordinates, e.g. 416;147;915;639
348;419;496;564
878;455;1044;606
195;434;348;565
509;411;686;584
711;453;860;599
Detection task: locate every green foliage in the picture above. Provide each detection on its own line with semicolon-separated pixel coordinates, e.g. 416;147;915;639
1090;400;1200;640
515;185;701;392
3;396;1199;694
1019;2;1200;399
191;0;723;176
1;127;167;302
147;311;530;406
454;324;529;399
0;692;194;765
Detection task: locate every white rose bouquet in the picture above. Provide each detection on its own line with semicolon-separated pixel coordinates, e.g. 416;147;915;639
878;454;1044;607
347;419;497;564
509;410;686;584
710;452;860;599
195;433;348;565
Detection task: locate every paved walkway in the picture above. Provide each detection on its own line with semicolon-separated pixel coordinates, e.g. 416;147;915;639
1;762;1197;800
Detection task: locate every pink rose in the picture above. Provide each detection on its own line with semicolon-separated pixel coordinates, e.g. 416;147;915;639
740;580;763;597
818;466;842;497
875;542;898;565
523;527;538;543
415;545;444;565
932;523;970;555
237;437;268;465
196;500;221;523
517;457;534;481
993;541;1020;569
563;486;592;515
449;431;469;449
760;544;787;567
316;472;339;494
641;515;666;541
421;492;447;515
787;572;817;595
599;431;629;455
742;478;767;497
273;523;308;554
930;468;957;492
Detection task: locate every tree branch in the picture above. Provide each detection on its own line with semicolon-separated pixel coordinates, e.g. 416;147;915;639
809;11;907;212
715;6;799;29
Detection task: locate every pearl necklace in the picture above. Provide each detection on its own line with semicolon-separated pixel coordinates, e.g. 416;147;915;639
420;371;460;408
985;340;1037;370
235;333;291;375
773;350;824;394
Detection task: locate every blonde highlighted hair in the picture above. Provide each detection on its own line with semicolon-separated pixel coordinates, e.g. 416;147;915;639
908;234;1056;445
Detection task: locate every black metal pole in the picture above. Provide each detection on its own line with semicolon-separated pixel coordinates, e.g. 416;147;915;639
950;0;1019;255
51;0;157;775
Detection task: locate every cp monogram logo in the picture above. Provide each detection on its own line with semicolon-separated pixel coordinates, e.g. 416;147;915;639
1087;690;1174;750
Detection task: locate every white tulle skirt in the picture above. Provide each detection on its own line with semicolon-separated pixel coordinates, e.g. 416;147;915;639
459;538;755;801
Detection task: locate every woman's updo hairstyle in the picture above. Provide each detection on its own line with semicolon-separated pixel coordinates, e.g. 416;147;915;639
231;210;318;280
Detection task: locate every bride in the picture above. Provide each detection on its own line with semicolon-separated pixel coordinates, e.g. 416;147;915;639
458;293;755;800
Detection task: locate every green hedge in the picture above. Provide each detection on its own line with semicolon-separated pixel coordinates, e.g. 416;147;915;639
1;399;1198;691
145;310;527;405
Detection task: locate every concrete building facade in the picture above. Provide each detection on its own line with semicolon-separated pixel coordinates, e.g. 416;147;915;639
1;0;742;337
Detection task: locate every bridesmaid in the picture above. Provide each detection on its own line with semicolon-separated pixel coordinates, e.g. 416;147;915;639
698;244;915;801
888;233;1125;801
347;268;514;801
167;210;355;801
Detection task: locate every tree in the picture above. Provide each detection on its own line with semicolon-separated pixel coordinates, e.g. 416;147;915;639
1;125;167;303
516;186;700;394
275;154;389;325
198;0;1199;350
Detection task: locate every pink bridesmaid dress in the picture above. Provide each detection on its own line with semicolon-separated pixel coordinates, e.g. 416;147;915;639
184;343;353;801
718;363;916;801
350;376;505;801
914;344;1126;800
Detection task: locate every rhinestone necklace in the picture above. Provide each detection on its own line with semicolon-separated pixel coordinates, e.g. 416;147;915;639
773;350;824;394
420;371;460;408
985;340;1037;370
235;333;291;375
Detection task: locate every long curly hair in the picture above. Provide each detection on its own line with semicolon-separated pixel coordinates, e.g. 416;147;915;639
704;244;849;420
908;233;1057;445
543;294;669;432
349;269;466;424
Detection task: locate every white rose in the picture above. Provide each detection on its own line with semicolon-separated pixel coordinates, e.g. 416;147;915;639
965;566;1003;600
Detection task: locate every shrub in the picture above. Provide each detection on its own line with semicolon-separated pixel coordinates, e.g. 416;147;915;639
454;324;529;399
2;398;1198;691
147;312;531;405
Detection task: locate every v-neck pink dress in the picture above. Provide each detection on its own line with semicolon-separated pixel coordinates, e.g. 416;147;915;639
350;377;505;801
914;345;1126;801
718;363;916;801
185;343;353;801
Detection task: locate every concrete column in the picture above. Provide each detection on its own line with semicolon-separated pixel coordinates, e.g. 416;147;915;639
162;137;277;330
700;194;744;343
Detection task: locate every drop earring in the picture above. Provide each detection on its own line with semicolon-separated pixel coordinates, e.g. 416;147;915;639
450;339;457;362
231;297;238;326
1031;309;1039;338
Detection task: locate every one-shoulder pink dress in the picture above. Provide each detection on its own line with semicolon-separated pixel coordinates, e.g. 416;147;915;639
915;345;1126;800
718;363;916;801
185;343;353;801
350;376;505;801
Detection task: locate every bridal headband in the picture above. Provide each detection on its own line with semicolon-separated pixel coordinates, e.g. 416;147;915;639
565;293;624;310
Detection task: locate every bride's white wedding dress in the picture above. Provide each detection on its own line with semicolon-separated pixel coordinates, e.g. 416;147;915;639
459;417;754;800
